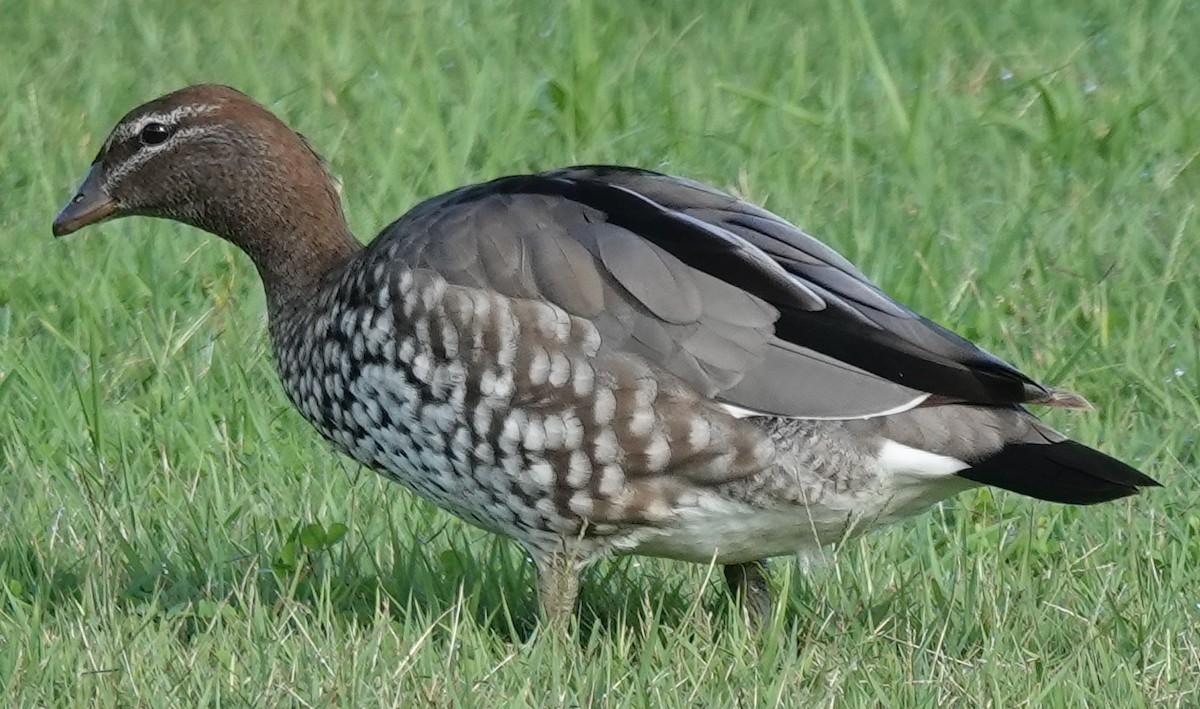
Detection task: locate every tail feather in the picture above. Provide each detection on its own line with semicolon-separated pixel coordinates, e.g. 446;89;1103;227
958;439;1160;505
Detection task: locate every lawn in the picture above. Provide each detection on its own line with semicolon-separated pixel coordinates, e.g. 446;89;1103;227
2;0;1198;705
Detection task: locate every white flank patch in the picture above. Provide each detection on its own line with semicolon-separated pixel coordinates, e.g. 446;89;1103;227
876;439;969;478
718;393;931;421
717;403;762;419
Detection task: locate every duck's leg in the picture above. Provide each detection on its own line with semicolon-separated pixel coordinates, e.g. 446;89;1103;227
535;550;581;626
723;559;774;625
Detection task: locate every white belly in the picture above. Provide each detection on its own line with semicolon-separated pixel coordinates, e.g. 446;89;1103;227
620;439;978;564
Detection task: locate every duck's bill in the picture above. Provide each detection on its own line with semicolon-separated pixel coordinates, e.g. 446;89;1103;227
52;163;117;237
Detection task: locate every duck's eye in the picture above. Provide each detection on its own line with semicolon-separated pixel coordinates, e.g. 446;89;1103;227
139;122;172;146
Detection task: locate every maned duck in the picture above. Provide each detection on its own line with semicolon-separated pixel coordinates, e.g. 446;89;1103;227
53;85;1158;624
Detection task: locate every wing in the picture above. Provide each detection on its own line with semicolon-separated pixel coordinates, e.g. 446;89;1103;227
362;165;1052;419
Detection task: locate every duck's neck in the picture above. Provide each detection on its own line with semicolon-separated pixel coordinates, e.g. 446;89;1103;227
242;212;363;313
207;173;364;314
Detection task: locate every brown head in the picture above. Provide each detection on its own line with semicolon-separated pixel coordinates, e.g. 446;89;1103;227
53;84;361;302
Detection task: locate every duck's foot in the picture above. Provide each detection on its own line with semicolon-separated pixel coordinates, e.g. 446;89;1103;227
723;559;774;626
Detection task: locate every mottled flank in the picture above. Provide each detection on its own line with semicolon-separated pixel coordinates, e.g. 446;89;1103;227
271;263;775;564
54;84;1159;623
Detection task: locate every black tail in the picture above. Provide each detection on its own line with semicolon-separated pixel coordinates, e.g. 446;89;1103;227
958;440;1160;505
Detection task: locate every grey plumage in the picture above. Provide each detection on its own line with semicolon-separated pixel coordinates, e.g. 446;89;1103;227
377;178;927;419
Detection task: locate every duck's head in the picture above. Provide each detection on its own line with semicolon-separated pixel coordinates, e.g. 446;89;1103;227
53;84;357;296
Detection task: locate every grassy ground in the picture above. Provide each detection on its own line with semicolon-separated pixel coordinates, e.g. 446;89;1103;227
2;0;1198;705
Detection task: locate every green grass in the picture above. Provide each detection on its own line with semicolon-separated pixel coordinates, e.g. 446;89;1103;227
2;0;1198;704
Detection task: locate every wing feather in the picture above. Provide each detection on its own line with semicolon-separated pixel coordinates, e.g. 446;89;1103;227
365;165;1051;418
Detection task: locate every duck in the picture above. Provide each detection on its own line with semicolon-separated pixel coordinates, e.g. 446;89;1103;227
53;85;1158;624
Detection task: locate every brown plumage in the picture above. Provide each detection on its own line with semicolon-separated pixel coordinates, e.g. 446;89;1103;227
53;85;1158;624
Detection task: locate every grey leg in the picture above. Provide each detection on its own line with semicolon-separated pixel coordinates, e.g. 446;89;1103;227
724;560;774;625
536;552;581;626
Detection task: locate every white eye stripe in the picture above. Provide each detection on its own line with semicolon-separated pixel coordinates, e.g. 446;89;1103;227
105;102;221;149
102;123;223;191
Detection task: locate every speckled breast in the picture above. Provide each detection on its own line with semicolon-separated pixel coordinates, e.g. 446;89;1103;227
269;265;587;549
268;258;777;556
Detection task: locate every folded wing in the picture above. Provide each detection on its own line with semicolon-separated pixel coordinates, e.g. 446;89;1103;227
367;165;1053;419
